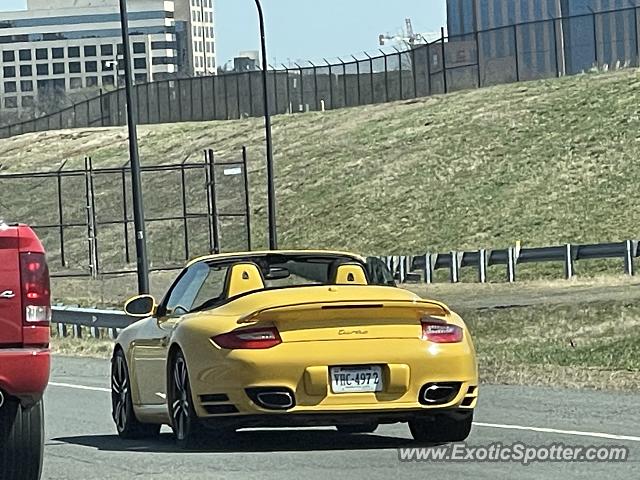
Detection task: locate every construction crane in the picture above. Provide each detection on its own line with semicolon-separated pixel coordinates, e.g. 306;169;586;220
379;18;442;47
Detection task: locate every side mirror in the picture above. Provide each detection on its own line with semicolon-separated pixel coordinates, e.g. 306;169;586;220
124;295;157;318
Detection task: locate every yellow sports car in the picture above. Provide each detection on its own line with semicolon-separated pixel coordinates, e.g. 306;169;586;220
111;251;478;447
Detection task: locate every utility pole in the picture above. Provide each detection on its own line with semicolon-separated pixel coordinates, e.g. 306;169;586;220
118;0;150;293
254;0;278;250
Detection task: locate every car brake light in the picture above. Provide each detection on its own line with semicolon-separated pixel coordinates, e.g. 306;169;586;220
20;252;51;326
213;327;282;349
421;318;463;343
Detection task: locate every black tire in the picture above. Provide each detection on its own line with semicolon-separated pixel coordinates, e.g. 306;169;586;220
409;410;473;444
169;350;207;449
336;423;378;434
0;397;44;480
111;349;161;439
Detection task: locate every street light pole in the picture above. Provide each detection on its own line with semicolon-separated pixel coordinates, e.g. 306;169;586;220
118;0;150;294
254;0;278;250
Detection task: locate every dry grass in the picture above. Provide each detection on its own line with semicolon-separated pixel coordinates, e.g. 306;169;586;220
2;69;640;280
49;278;640;391
7;68;638;390
51;335;113;359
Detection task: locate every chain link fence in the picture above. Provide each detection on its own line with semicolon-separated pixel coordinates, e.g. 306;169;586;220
1;6;638;139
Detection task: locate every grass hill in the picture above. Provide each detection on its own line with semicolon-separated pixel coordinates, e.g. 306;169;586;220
6;71;638;390
1;68;639;274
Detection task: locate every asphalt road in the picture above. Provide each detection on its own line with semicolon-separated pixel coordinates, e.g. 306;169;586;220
43;356;639;480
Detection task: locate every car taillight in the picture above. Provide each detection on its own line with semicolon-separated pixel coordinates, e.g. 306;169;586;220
20;252;51;326
213;327;282;349
421;318;463;343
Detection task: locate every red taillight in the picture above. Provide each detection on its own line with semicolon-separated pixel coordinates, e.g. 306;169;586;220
20;252;51;326
421;318;463;343
213;327;282;350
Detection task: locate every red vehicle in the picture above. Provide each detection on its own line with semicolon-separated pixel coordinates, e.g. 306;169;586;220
0;223;51;480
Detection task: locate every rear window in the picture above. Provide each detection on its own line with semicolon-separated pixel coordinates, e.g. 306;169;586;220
262;258;330;288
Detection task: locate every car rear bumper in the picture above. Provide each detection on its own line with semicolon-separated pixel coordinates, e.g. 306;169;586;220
185;337;479;418
0;348;50;405
201;408;473;430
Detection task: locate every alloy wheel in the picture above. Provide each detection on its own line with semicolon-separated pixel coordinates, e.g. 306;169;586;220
111;353;130;433
172;356;190;440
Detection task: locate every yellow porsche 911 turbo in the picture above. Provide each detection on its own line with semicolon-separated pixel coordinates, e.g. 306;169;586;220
111;250;478;448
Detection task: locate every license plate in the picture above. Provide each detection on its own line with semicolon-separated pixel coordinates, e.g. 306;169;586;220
330;366;383;393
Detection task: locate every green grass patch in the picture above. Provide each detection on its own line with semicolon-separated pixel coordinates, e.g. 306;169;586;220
2;69;640;276
461;300;640;390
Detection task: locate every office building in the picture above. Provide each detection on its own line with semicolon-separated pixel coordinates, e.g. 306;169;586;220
447;0;640;75
0;0;216;114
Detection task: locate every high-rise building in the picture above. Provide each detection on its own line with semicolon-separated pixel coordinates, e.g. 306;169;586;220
447;0;640;75
0;0;215;114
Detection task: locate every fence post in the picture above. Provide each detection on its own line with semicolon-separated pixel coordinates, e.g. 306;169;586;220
592;11;599;68
441;27;448;94
56;163;66;268
475;30;482;87
340;58;348;108
624;240;635;276
295;63;305;112
478;248;487;283
394;47;404;100
248;71;254;117
99;88;105;127
507;247;516;283
514;24;521;81
84;157;98;279
381;50;389;102
222;74;229;119
205;149;221;254
177;79;184;121
363;52;375;104
351;55;362;106
398;255;407;283
242;146;252;251
450;251;459;283
424;253;433;284
552;19;561;77
635;8;640;67
57;323;67;338
180;157;190;260
425;42;432;96
120;163;131;263
564;243;573;279
309;61;319;111
90;326;100;339
324;59;334;110
269;65;278;116
386;256;394;278
281;65;291;113
88;157;99;275
235;72;242;118
411;48;418;98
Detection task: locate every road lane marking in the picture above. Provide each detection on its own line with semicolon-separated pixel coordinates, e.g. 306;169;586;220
47;382;640;443
49;382;111;393
474;422;640;443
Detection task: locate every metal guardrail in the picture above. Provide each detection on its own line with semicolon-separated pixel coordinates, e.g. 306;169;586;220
52;306;132;339
384;240;637;284
51;239;638;338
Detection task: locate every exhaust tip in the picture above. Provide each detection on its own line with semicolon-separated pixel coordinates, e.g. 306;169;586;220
246;388;296;410
0;390;4;408
419;382;461;405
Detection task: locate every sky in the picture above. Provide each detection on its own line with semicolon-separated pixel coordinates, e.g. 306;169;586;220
0;0;447;66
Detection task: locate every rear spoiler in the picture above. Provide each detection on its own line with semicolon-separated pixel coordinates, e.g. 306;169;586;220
237;299;450;324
